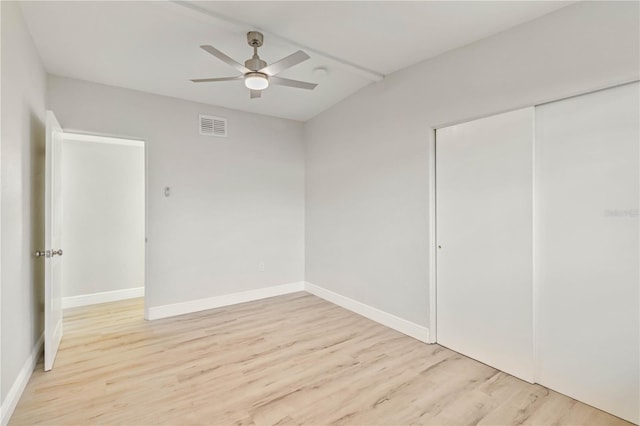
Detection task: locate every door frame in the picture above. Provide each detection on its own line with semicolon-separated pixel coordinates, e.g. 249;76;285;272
60;130;150;320
427;131;437;344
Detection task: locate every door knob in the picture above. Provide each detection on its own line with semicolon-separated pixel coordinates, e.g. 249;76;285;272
51;249;63;256
35;250;51;258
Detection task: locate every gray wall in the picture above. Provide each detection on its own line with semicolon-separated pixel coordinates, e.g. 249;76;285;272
48;76;305;309
62;140;145;298
304;1;640;327
0;1;47;403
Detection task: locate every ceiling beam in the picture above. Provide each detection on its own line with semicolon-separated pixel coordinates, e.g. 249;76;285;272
167;0;385;83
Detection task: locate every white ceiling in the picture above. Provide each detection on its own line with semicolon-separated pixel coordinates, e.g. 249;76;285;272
20;1;573;122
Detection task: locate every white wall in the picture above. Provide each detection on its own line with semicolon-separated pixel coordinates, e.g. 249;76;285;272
61;139;145;298
0;0;47;405
304;1;640;327
47;76;305;310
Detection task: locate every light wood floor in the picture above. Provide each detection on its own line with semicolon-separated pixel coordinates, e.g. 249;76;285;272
11;293;631;426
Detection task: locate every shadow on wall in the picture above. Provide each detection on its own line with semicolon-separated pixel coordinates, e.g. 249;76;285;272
29;108;45;342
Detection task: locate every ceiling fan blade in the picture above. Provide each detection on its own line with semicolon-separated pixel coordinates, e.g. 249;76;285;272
200;45;250;74
259;50;310;76
270;76;317;90
250;90;262;99
190;76;242;83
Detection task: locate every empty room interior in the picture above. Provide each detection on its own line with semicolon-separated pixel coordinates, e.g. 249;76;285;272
1;1;638;425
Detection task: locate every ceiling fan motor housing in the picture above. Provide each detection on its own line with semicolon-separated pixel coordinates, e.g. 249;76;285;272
245;57;267;71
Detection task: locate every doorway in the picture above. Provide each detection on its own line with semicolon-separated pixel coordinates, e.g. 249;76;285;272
60;133;146;315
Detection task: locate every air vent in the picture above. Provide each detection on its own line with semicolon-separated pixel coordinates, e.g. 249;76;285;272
199;114;227;137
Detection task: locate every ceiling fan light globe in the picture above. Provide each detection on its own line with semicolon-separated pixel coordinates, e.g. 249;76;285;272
244;73;269;90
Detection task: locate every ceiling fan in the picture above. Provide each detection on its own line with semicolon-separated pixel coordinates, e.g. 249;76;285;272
191;31;318;99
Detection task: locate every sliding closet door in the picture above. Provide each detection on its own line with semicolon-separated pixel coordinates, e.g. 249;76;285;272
535;83;639;424
436;108;534;382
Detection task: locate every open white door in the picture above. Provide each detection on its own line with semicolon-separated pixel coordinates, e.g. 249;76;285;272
43;110;64;371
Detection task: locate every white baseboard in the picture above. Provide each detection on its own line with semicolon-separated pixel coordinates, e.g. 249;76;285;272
1;334;44;426
304;282;430;343
147;282;305;320
147;281;429;342
62;287;145;309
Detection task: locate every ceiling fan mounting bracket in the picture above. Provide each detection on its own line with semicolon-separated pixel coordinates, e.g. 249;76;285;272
246;31;264;48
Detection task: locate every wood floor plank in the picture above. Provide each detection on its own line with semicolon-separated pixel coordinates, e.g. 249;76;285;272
9;293;632;426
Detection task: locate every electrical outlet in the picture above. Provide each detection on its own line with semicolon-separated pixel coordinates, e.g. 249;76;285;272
259;261;265;272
